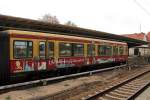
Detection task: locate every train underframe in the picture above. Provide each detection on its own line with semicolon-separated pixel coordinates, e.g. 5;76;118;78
7;60;126;85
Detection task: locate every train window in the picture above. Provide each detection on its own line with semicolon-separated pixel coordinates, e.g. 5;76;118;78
113;46;118;55
73;43;84;56
48;42;54;57
98;45;112;56
119;46;124;55
123;46;126;55
28;42;33;57
107;46;112;56
39;41;46;58
87;44;95;56
14;41;33;58
59;42;72;57
125;46;128;55
98;45;107;56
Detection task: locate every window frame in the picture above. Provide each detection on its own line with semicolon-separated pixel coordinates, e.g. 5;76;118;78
98;45;112;56
98;45;107;56
47;41;54;58
13;40;33;59
59;42;73;57
125;46;128;55
113;46;118;56
119;46;124;55
39;41;46;59
87;44;95;56
107;45;112;56
73;43;84;57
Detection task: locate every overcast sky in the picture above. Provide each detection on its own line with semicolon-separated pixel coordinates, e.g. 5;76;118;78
0;0;150;34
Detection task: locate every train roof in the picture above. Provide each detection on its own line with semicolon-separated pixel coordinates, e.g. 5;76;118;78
6;29;127;45
0;14;148;47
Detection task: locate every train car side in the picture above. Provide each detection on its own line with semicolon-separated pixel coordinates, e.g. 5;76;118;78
0;30;128;84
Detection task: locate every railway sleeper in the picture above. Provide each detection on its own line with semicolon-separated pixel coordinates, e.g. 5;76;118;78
114;89;134;95
98;97;108;100
129;81;148;86
126;81;146;85
100;95;121;100
105;94;126;100
117;87;136;93
109;91;129;98
123;84;142;89
121;85;139;90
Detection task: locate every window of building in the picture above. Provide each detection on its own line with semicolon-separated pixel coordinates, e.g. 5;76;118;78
39;41;46;58
134;48;139;55
73;43;84;56
14;41;33;58
59;42;72;57
87;44;95;56
48;42;54;57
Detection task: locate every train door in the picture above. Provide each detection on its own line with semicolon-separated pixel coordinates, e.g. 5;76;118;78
46;41;56;70
87;44;95;64
113;45;118;62
36;40;56;71
35;40;47;71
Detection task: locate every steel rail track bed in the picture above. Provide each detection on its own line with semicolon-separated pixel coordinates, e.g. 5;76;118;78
82;67;150;100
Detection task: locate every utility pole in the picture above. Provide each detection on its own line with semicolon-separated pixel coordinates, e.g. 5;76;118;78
139;23;141;33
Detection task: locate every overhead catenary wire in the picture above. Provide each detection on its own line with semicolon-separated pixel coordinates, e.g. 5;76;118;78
134;0;150;16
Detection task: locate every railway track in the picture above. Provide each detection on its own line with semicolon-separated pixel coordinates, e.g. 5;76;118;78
82;67;150;100
0;65;126;94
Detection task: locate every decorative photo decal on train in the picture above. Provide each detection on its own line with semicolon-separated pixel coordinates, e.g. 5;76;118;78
57;57;85;68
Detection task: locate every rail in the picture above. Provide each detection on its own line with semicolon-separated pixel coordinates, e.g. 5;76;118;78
82;67;150;100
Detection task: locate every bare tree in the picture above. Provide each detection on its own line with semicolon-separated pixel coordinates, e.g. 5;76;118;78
39;14;60;24
65;21;77;27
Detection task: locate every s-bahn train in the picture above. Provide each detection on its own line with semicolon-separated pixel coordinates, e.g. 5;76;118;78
0;30;128;84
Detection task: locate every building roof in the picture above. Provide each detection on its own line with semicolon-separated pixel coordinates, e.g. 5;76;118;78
0;14;148;47
122;33;146;41
146;32;150;42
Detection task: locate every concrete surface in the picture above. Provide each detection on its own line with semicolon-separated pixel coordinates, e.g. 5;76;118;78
135;86;150;100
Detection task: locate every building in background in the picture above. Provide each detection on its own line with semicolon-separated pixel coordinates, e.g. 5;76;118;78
122;32;150;56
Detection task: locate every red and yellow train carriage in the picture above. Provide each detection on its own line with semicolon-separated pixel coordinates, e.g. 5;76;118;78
0;29;128;84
